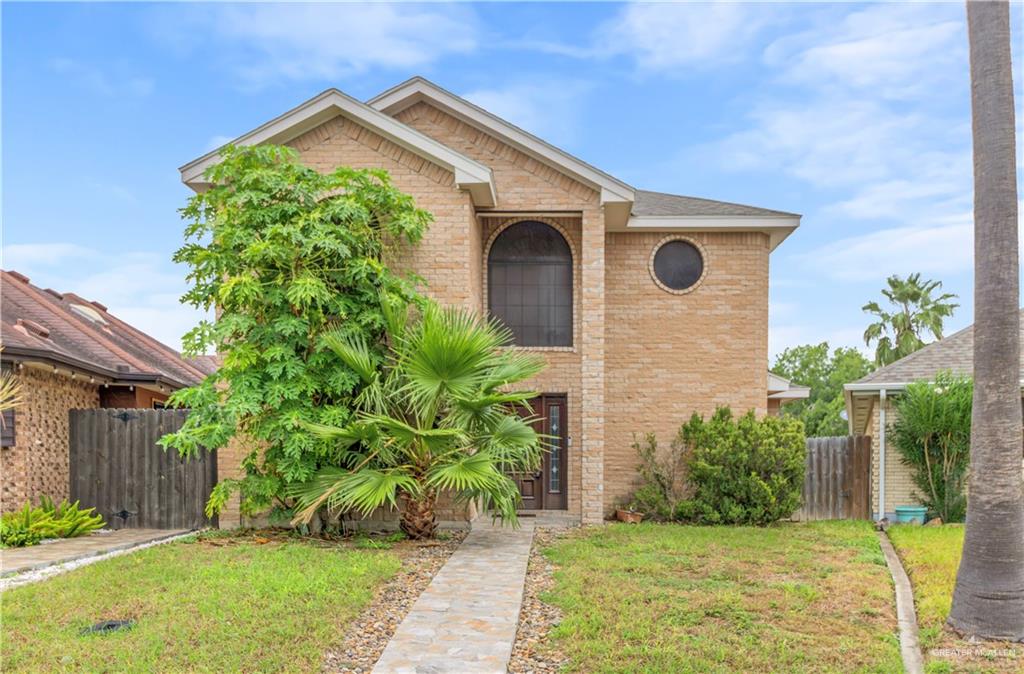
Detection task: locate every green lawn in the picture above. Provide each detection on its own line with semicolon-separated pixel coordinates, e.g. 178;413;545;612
888;524;1024;673
541;521;902;674
1;532;400;672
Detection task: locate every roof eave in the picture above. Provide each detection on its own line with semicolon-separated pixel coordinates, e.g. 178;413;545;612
1;346;195;390
624;215;801;251
180;88;497;207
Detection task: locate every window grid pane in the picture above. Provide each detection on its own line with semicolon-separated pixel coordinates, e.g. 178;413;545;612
488;221;573;347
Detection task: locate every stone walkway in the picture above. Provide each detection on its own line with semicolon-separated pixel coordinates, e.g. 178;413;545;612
372;520;535;674
1;528;188;577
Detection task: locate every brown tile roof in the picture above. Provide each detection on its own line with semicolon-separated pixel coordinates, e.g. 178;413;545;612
853;308;1024;385
0;269;214;388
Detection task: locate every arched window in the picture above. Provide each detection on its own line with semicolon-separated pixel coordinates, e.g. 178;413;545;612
488;221;572;347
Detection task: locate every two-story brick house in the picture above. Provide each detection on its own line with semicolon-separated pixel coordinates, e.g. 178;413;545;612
181;77;801;526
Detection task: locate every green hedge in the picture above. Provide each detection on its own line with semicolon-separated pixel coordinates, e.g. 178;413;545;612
634;407;806;525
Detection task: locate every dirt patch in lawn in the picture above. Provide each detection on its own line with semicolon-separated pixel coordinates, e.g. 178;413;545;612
322;530;466;673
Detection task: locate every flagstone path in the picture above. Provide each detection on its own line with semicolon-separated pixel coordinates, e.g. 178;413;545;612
372;520;535;674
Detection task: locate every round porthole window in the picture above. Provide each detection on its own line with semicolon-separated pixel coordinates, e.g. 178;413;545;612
650;238;706;294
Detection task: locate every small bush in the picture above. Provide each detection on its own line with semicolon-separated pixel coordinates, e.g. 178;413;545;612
627;432;687;520
675;407;806;525
0;498;105;548
890;372;971;522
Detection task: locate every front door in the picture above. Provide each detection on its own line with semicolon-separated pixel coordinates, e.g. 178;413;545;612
514;394;567;510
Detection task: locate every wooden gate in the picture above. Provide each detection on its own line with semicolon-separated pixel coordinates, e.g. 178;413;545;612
69;408;216;530
795;435;872;521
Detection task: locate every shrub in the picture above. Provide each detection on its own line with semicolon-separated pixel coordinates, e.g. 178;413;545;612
0;498;105;548
627;432;687;520
675;408;806;525
890;372;971;522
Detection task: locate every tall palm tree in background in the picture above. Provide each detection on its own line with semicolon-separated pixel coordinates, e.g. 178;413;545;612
862;273;959;366
948;0;1024;641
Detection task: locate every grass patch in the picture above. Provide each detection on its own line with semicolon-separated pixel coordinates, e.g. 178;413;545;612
541;521;901;673
888;524;1024;673
1;532;400;672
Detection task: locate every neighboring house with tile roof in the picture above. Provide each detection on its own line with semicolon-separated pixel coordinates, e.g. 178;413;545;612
0;269;215;510
181;76;802;527
843;309;1024;519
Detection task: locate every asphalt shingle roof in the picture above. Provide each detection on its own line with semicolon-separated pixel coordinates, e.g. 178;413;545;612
1;269;215;388
853;308;1024;385
632;189;800;218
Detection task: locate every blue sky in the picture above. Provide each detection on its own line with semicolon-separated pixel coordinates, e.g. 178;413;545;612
3;2;1022;359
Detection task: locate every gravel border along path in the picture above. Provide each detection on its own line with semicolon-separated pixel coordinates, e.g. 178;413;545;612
508;527;573;674
322;531;466;673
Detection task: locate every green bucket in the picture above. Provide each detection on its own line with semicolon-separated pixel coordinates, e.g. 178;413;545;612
894;506;928;524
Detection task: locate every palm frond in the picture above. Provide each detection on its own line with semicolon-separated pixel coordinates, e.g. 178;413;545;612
290;466;419;523
321;330;378;385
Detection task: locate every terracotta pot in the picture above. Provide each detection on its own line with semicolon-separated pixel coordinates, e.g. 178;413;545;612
616;509;644;524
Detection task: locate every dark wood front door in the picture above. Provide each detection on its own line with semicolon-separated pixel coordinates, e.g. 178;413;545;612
514;394;568;510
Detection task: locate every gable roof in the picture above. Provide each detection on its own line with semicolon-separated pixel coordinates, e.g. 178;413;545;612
180;76;800;249
368;76;636;207
0;270;214;389
848;309;1024;388
180;88;496;207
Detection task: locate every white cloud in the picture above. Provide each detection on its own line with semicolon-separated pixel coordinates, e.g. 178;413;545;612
163;4;479;88
462;80;593;145
205;135;234;152
797;218;974;282
766;3;965;99
2;243;97;267
50;58;154;97
596;2;774;71
2;245;208;353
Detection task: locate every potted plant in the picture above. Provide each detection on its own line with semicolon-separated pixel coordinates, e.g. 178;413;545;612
614;500;644;524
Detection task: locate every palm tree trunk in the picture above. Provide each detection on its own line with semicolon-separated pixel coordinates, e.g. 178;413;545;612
399;488;438;540
949;0;1024;641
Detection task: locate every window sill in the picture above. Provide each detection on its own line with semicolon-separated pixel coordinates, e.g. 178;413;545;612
500;345;576;353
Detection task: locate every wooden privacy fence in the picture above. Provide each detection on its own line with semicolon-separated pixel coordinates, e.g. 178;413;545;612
794;435;872;521
69;408;216;530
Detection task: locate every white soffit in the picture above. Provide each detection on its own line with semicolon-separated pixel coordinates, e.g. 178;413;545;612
179;88;496;207
624;215;801;251
368;77;636;219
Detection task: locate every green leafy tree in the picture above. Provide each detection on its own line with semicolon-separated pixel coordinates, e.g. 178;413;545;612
890;373;972;522
290;299;546;539
772;342;874;436
161;144;432;519
863;273;958;366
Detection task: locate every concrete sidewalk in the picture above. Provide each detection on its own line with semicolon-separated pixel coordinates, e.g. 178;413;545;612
1;528;188;577
372;520;535;673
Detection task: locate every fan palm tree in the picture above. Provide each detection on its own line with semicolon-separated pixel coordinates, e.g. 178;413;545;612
290;298;546;539
0;351;23;420
948;0;1024;641
863;273;959;366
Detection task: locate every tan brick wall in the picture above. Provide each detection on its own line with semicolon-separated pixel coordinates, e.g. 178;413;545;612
0;366;99;511
210;101;769;529
604;231;770;512
866;397;921;517
481;217;584;517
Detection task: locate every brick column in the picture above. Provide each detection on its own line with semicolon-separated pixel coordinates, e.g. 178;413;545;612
580;208;606;525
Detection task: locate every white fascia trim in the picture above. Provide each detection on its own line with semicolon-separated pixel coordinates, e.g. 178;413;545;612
846;380;1024;392
180;89;496;207
626;215;800;251
368;78;636;206
768;388;811;401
